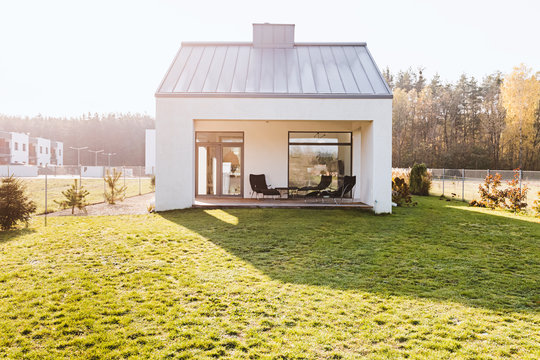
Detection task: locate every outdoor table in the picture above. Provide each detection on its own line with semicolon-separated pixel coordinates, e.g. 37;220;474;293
275;187;299;199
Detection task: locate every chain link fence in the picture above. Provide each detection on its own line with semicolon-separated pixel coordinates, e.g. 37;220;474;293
395;167;540;208
0;165;155;215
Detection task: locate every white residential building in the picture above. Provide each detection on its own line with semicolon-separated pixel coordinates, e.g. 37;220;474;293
0;131;29;164
145;129;156;175
30;137;51;166
52;141;63;166
155;23;393;213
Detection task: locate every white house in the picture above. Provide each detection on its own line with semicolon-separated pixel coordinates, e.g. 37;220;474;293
145;129;156;175
30;137;51;166
51;141;63;166
155;23;393;213
0;131;29;164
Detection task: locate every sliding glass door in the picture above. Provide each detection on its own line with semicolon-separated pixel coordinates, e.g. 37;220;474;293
196;132;243;197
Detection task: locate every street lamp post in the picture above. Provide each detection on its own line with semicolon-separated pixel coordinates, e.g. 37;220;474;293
102;152;116;167
88;149;104;166
69;146;88;166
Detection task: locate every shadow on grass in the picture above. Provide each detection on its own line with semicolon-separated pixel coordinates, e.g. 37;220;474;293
159;197;540;313
0;228;36;244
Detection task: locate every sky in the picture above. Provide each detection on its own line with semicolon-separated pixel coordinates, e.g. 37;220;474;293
0;0;538;118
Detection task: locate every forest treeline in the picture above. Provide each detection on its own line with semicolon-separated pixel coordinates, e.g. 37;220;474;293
1;64;539;169
0;113;154;166
384;64;540;170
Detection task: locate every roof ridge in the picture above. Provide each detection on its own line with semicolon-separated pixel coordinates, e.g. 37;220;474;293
181;41;367;47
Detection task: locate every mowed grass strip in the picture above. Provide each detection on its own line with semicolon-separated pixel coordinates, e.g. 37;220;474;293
21;177;153;214
0;197;538;359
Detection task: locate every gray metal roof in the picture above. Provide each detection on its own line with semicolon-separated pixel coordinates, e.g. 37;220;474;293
156;43;392;98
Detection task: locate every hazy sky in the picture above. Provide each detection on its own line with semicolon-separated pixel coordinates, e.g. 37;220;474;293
0;0;538;117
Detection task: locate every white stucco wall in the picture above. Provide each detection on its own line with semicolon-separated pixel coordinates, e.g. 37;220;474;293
156;97;392;213
10;132;29;164
54;142;63;166
145;129;156;175
35;138;51;167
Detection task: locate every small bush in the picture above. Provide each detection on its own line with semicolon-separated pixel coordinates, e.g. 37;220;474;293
150;175;155;191
533;192;540;217
392;176;415;207
54;179;89;214
409;163;431;195
104;169;127;205
475;173;503;209
500;169;528;212
0;176;36;230
392;168;410;184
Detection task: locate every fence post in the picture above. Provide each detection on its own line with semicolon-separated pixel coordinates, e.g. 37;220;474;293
138;166;141;195
462;169;465;202
442;168;445;196
44;171;47;227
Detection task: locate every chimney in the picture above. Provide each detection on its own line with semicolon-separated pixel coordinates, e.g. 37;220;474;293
253;23;295;48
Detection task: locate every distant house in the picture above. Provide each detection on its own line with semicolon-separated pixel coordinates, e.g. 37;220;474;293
155;23;393;213
145;129;155;175
0;131;29;165
51;141;64;166
29;137;51;167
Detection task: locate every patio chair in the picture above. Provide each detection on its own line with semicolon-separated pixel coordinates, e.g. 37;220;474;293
249;174;280;199
300;175;333;193
319;175;356;203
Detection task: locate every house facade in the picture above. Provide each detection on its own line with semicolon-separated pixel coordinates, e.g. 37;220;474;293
155;24;393;213
145;129;156;175
51;141;64;166
0;131;29;165
30;137;51;166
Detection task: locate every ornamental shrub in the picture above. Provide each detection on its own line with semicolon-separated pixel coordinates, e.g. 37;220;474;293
54;179;89;214
500;169;528;212
0;176;36;230
104;169;127;204
392;176;415;206
533;192;540;217
476;173;504;209
409;163;431;195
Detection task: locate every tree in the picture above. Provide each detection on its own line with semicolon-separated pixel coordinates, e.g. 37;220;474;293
0;176;37;230
104;169;127;204
500;64;540;169
54;179;89;214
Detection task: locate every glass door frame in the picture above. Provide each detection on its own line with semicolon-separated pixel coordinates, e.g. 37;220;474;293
287;131;353;196
195;131;244;198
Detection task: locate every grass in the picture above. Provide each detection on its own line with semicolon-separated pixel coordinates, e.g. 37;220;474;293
0;196;539;359
21;177;153;214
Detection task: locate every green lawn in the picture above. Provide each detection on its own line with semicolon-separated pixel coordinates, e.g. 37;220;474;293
21;177;153;214
0;197;539;359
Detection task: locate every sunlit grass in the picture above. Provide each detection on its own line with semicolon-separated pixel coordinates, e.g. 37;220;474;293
204;209;239;225
0;196;538;358
21;177;153;214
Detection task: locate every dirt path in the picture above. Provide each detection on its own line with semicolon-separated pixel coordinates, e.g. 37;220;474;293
45;193;155;216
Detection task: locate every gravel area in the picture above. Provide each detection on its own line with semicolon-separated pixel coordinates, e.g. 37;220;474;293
45;193;155;216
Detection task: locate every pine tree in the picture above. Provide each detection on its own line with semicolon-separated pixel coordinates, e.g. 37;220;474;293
0;176;37;230
54;179;89;214
104;169;127;204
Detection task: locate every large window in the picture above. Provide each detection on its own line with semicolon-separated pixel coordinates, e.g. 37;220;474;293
288;132;352;191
